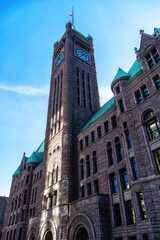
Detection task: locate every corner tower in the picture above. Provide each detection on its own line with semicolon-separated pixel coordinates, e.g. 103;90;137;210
41;23;100;237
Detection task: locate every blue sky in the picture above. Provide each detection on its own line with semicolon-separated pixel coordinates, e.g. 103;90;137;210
0;0;160;196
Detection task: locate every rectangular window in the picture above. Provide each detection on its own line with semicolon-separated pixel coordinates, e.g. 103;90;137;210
116;143;123;162
91;131;95;143
119;168;129;190
153;148;160;173
118;99;124;113
130;157;139;180
53;191;57;206
85;135;89;147
87;183;92;196
94;180;99;194
135;89;142;103
141;85;149;99
145;53;154;69
136;191;147;220
153;75;160;90
125;129;132;148
97;126;102;138
80;159;84;180
116;86;120;94
125;200;135;225
104;121;109;134
110;173;118;193
80;139;83;151
86;155;90;178
26;175;29;184
111;115;117;128
114;203;122;227
107;147;114;166
151;47;160;64
80;186;85;198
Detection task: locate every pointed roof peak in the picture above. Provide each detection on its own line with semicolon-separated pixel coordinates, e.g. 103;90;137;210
112;68;130;85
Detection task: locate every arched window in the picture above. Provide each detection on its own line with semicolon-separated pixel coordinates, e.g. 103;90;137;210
143;110;160;140
92;151;97;174
75;227;89;240
115;137;123;162
80;159;84;180
123;122;132;148
45;231;53;240
107;142;114;166
86;155;90;178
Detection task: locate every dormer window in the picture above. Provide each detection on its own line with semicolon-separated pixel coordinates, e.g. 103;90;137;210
145;47;160;69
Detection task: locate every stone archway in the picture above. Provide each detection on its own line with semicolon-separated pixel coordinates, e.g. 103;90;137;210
68;214;95;240
75;227;89;240
44;231;53;240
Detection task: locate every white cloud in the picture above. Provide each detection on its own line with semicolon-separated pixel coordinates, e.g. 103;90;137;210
0;84;49;96
99;85;113;105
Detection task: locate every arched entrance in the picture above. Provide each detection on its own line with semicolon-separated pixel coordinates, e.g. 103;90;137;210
44;231;53;240
75;227;89;240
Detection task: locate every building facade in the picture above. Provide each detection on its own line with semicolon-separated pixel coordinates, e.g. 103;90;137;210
0;196;8;240
2;24;160;240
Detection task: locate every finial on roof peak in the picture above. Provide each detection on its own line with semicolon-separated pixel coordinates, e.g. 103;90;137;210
154;27;157;32
154;27;159;36
140;29;144;35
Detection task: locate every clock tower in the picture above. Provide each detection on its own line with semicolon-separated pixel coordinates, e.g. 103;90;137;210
42;22;100;239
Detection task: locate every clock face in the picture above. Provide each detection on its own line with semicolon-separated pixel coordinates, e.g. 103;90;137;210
76;49;89;62
56;51;64;67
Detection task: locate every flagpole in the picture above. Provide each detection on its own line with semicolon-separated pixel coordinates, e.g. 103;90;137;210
72;6;74;27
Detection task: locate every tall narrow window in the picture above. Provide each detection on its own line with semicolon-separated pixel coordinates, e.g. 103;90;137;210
87;183;92;196
80;139;83;150
111;115;117;128
145;52;154;69
104;120;109;134
77;67;80;104
80;186;85;198
87;73;92;109
152;148;160;173
151;47;160;64
130;157;139;180
18;228;22;240
23;190;27;205
135;89;142;103
34;187;37;203
92;151;97;174
86;155;90;178
141;85;149;99
115;137;123;162
114;203;122;227
118;99;124;113
91;131;95;143
82;70;86;107
80;159;84;180
107;142;114;166
123;122;132;148
119;168;129;190
125;200;135;225
56;167;58;182
94;180;99;194
97;126;102;138
116;86;120;94
153;75;160;90
110;173;118;193
136;191;147;220
85;135;89;147
53;191;57;206
143;111;160;140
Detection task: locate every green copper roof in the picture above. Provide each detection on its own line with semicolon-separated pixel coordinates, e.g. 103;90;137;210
125;59;142;85
112;68;130;85
79;97;115;134
13;166;20;176
13;141;44;176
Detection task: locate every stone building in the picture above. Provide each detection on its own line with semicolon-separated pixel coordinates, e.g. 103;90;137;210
2;23;160;240
0;196;8;240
